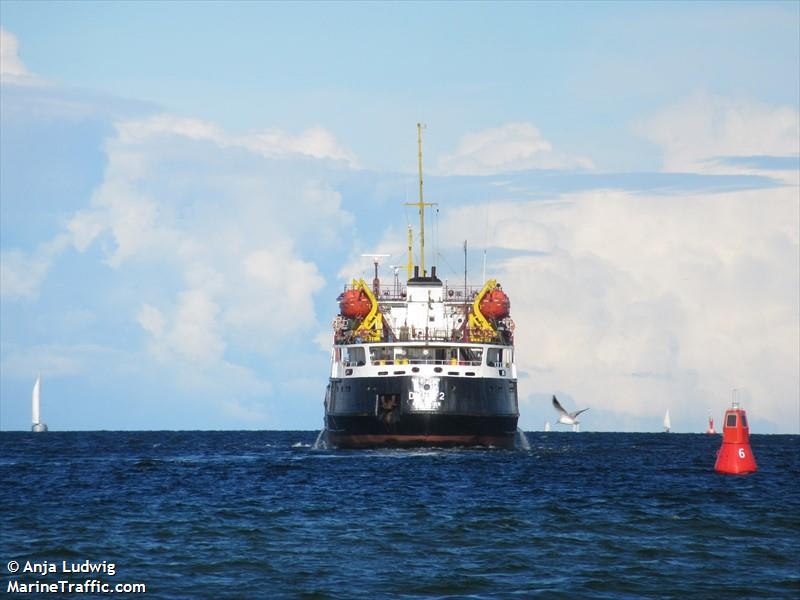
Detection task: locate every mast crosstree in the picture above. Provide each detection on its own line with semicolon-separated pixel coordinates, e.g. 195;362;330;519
405;123;436;277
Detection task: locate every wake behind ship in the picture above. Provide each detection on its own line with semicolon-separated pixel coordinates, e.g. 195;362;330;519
322;125;519;449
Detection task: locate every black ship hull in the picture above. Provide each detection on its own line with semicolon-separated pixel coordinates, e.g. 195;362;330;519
324;375;519;449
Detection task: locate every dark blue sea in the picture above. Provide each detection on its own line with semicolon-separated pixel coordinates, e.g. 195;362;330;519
1;432;798;599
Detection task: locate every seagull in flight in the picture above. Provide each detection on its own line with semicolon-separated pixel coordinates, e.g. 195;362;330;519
552;395;589;431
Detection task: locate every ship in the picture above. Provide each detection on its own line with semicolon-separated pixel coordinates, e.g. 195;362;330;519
321;125;519;449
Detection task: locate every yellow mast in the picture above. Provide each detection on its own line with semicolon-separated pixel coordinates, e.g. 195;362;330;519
405;123;435;276
407;226;413;280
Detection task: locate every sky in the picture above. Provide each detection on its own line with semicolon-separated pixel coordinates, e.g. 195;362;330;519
1;1;798;433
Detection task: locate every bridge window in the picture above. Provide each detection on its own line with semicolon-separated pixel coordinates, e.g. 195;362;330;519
343;346;366;366
366;345;484;366
369;346;393;364
487;347;513;367
488;348;502;367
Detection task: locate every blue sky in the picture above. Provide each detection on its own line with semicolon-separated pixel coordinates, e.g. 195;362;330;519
1;1;798;432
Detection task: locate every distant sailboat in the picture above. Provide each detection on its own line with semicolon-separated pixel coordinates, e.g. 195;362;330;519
31;374;48;432
663;410;671;433
544;421;551;432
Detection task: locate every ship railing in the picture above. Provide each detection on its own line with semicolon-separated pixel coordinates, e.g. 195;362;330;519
371;358;483;367
397;329;512;345
341;282;493;302
335;331;513;346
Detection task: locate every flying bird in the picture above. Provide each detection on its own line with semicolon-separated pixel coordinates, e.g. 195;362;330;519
552;395;589;431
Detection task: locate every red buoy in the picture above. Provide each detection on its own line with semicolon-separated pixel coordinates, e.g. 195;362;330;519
706;416;716;435
480;286;511;320
714;403;757;475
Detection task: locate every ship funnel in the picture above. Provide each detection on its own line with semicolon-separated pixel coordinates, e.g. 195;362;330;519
414;266;419;278
431;266;437;279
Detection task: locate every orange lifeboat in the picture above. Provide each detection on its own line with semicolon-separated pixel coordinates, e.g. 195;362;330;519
480;286;511;320
339;288;372;319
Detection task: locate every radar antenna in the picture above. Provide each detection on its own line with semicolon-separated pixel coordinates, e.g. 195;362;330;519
361;253;391;295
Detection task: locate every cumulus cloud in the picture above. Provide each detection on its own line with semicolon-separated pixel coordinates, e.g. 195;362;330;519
66;113;352;380
167;290;226;362
0;27;44;85
138;293;226;363
137;304;166;337
439;186;799;432
1;250;52;299
0;27;27;77
235;247;325;336
636;92;800;182
0;235;70;299
115;114;360;167
0;342;129;379
438;122;595;175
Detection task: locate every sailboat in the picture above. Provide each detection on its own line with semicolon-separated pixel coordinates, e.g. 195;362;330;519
544;421;551;432
663;409;671;433
31;375;48;432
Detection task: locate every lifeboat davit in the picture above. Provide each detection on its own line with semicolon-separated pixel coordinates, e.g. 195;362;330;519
480;287;511;320
339;289;372;319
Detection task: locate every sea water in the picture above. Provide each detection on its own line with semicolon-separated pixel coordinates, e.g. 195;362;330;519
1;431;798;599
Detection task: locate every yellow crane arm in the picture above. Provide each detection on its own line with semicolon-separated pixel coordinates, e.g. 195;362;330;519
352;278;383;342
468;279;497;341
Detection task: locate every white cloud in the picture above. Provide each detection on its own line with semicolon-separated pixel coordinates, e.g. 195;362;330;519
0;342;123;378
222;397;270;425
314;330;334;354
441;186;799;432
0;27;45;86
0;249;51;299
335;236;406;282
636;92;800;182
235;247;325;335
438;122;595;175
115;114;360;167
0;235;70;299
167;290;226;363
137;304;166;337
65;113;353;381
245;126;358;164
0;27;27;77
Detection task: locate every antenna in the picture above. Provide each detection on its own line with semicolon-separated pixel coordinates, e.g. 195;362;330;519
361;253;391;295
390;265;403;295
405;123;436;276
463;240;468;308
482;203;488;283
406;226;413;280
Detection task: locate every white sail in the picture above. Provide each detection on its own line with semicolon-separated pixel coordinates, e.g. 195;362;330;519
544;421;551;432
31;375;47;432
663;409;671;432
32;375;41;425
